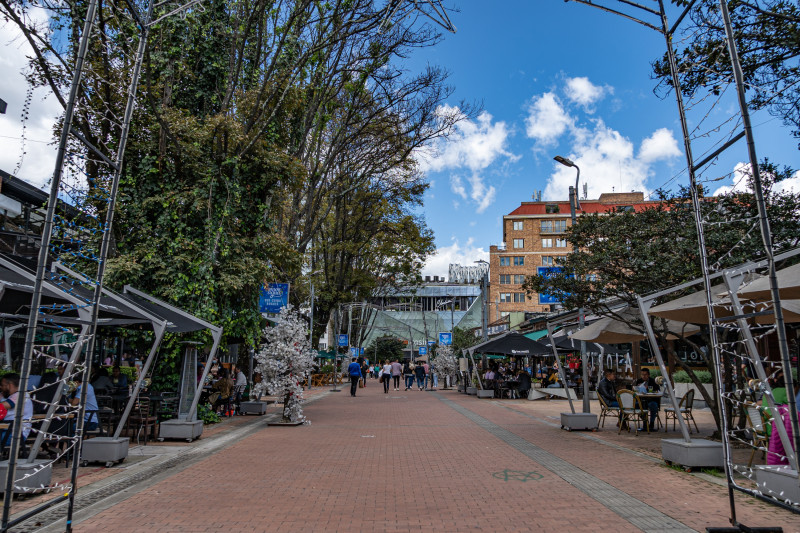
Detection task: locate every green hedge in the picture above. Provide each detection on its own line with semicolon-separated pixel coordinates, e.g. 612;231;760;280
672;370;712;384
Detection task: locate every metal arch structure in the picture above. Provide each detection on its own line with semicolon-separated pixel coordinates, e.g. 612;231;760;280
381;0;457;33
2;0;212;530
564;0;799;521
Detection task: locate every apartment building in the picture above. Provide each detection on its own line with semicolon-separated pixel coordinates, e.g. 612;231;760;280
488;192;658;319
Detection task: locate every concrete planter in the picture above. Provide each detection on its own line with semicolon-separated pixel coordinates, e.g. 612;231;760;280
673;383;713;409
239;401;269;415
0;460;52;493
661;438;723;470
81;437;129;466
754;465;800;503
159;419;203;442
466;386;478;395
561;412;598;431
476;389;494;399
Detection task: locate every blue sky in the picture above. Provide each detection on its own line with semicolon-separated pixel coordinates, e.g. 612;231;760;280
412;1;800;277
1;1;797;279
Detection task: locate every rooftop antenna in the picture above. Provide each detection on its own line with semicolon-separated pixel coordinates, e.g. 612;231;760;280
582;182;587;200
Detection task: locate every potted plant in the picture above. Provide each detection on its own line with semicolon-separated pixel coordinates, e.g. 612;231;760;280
467;375;478;395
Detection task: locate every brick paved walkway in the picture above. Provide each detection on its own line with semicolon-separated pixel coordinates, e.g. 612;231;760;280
62;382;800;532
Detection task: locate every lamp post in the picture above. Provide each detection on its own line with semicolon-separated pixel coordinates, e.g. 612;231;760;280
554;155;590;415
475;259;489;342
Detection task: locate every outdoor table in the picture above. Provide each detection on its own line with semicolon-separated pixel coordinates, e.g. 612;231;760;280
635;391;663;431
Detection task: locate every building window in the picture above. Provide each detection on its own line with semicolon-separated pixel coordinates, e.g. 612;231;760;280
556;238;567;248
554;220;567;232
545;204;560;214
513;293;526;303
513;239;524;249
513;256;524;266
499;274;511;284
500;311;510;318
542;256;554;266
617;205;634;212
513;221;523;231
542;238;553;248
499;256;510;266
540;220;553;232
556;256;567;264
513;274;526;284
500;292;512;303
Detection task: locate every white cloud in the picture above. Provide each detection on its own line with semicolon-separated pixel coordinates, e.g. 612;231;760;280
450;175;467;199
564;77;608;109
524;92;572;146
713;163;800;196
417;105;516;213
422;237;489;278
639;127;681;163
0;15;62;188
468;174;496;214
775;170;800;195
543;119;681;200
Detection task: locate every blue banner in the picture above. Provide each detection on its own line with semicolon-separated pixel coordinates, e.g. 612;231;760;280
438;332;452;346
537;267;570;304
259;283;290;313
337;334;349;347
418;346;428;355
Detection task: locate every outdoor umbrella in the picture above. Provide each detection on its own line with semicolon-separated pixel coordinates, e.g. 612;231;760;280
753;299;800;324
570;307;700;344
738;262;800;300
647;283;737;324
467;331;551;357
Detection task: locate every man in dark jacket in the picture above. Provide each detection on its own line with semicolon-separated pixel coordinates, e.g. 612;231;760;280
348;357;362;397
598;370;618;407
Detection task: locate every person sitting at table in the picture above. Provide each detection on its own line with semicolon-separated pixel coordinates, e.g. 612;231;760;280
598;370;618;408
91;366;114;395
634;368;660;431
110;366;129;392
546;366;561;389
483;367;496;381
0;373;34;449
68;374;99;432
212;368;233;415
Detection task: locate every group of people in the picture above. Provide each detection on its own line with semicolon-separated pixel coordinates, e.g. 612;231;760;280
346;358;440;396
205;364;247;415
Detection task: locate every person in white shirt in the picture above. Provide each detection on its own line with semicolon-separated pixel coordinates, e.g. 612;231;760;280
0;373;34;447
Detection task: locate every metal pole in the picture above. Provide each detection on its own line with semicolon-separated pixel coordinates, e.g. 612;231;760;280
2;0;99;525
657;0;736;521
481;272;488;342
568;171;590;414
718;0;800;465
308;283;314;390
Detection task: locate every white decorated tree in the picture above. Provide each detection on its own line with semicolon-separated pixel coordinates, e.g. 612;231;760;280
431;345;458;389
253;306;315;424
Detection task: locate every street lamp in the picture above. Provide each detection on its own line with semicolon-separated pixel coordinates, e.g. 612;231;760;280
554;155;590;415
475;259;489;342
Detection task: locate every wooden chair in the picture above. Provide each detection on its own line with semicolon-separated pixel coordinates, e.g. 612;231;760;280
746;405;768;467
598;394;619;428
617;390;647;435
664;389;698;433
126;396;158;445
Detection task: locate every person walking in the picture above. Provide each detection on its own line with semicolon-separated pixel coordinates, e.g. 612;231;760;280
390;359;402;391
361;360;370;388
381;360;392;394
348;357;362;397
414;362;425;391
403;361;414;391
422;360;431;390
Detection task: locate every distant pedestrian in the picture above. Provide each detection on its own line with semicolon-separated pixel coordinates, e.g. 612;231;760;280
414;363;425;391
390;359;402;391
423;361;431;390
382;360;392;393
361;361;369;387
348;357;362;397
403;361;414;391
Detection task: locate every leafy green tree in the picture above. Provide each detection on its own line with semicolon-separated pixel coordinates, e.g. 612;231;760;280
364;336;405;363
524;173;800;431
653;0;800;140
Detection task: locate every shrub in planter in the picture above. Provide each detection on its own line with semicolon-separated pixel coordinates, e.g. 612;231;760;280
672;369;712;384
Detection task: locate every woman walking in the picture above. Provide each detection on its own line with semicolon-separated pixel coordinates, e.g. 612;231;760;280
381;360;392;394
414;362;425;391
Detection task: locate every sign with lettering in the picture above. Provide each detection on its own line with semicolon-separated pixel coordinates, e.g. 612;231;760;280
259;283;290;313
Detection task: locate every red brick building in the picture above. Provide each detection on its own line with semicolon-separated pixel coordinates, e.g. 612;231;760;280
488;192;660;319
